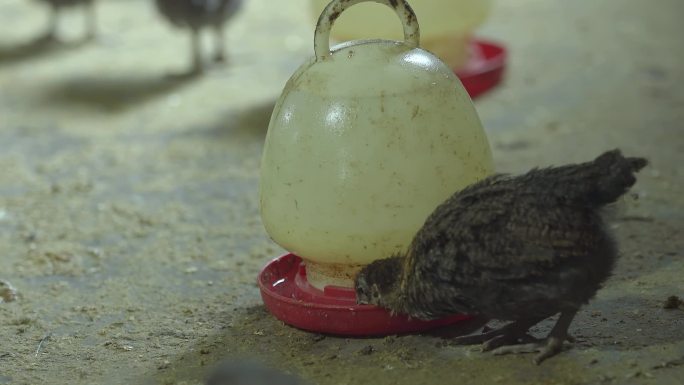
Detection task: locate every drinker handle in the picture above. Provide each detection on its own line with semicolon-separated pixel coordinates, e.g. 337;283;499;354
314;0;421;61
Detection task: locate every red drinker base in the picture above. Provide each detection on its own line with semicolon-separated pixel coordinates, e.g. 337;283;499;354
258;254;471;336
457;39;506;99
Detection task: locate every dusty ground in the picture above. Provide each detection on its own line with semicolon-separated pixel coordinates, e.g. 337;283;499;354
0;0;683;384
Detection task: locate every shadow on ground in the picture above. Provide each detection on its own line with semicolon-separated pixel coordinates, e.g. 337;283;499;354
39;72;200;113
142;278;684;385
189;100;276;140
0;35;90;66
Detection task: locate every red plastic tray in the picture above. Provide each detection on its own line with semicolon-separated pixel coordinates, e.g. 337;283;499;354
258;253;471;336
457;39;507;99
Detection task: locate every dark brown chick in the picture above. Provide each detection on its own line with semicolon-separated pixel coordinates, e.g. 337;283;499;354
355;149;647;364
155;0;243;73
206;360;305;385
34;0;96;40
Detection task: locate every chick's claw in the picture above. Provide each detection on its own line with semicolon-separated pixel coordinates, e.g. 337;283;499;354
491;335;568;365
481;332;540;352
451;318;542;348
213;52;226;63
450;328;520;346
490;308;576;365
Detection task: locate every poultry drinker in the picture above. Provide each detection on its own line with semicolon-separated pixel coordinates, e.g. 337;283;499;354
258;0;493;335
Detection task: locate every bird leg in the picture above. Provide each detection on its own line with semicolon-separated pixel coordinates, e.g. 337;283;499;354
449;317;543;350
84;1;96;40
490;309;578;365
42;4;60;41
212;25;226;63
189;28;203;74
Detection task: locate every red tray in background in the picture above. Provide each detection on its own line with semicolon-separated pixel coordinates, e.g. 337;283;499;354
457;39;507;99
258;253;470;336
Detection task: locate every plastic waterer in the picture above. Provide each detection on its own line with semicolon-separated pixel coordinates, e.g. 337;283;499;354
261;0;493;287
258;0;493;335
310;0;493;69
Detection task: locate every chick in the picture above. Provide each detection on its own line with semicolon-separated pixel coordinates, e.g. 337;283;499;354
355;150;647;364
35;0;96;40
0;280;18;303
155;0;243;73
206;360;305;385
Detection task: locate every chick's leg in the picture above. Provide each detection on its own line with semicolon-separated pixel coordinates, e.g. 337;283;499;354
189;28;202;74
212;24;226;62
43;4;60;40
491;309;577;365
450;317;543;350
84;1;96;40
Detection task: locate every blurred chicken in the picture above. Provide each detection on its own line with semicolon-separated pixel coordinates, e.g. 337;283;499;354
206;360;305;385
35;0;96;40
355;150;647;364
155;0;243;73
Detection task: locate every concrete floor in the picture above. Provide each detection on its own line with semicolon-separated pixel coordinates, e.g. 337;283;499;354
0;0;682;384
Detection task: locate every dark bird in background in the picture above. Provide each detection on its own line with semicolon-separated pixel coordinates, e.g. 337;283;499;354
355;150;647;364
206;360;305;385
35;0;96;41
155;0;243;74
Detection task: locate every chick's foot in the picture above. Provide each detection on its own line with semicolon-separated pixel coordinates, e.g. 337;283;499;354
449;318;542;347
491;335;567;364
492;310;577;364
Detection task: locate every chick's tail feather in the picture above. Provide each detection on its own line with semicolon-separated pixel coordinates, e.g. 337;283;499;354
589;149;647;205
528;149;648;207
